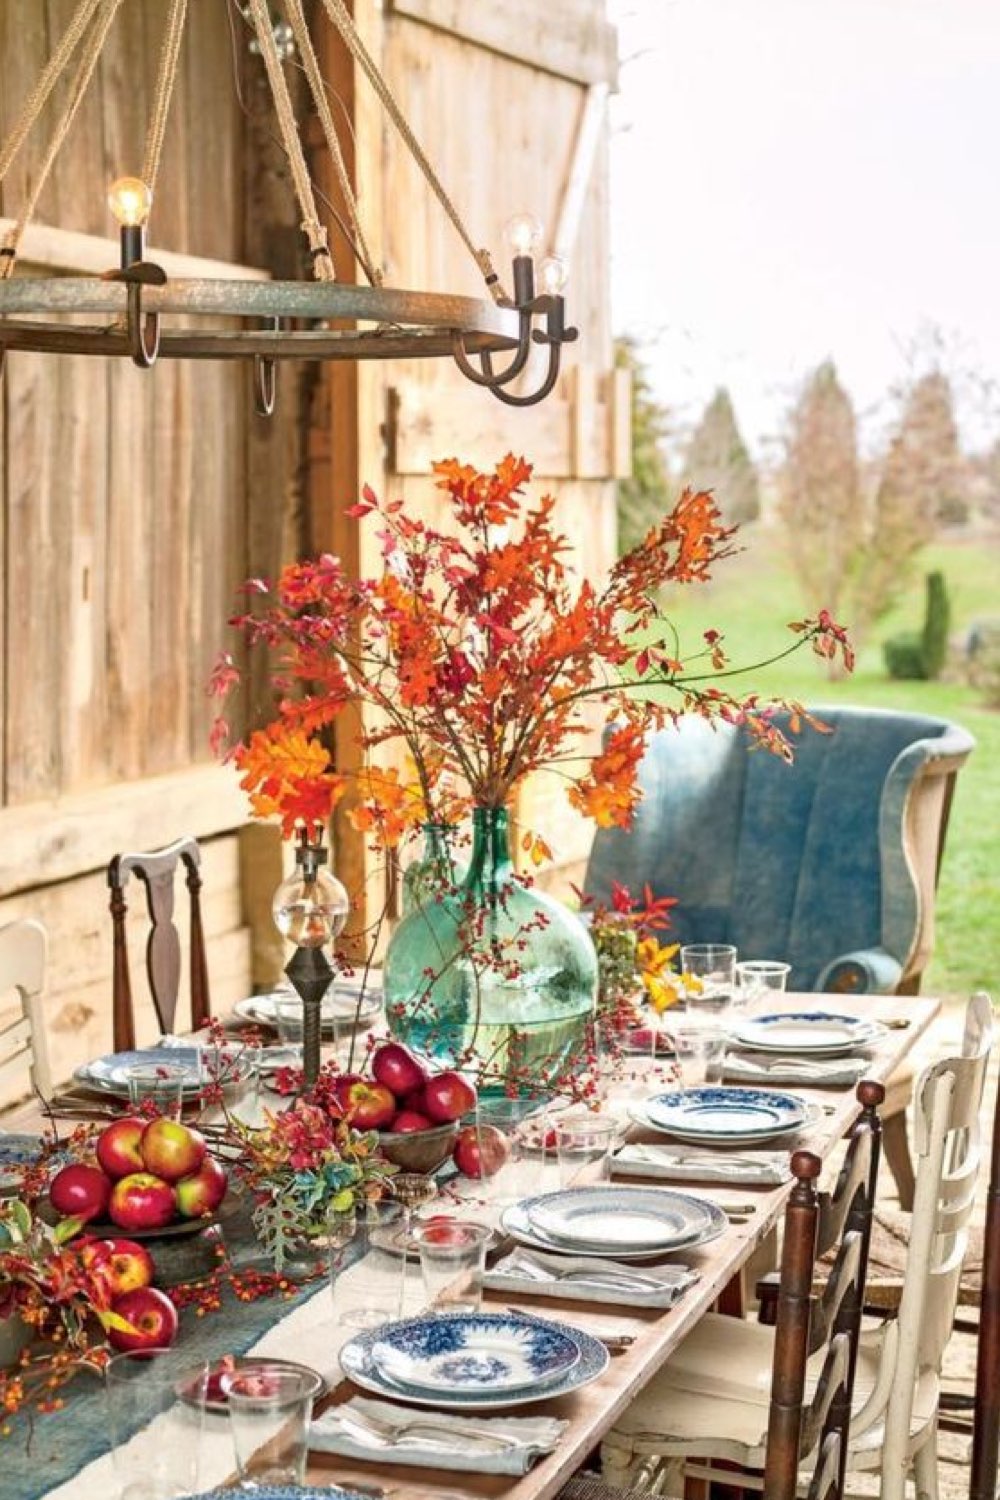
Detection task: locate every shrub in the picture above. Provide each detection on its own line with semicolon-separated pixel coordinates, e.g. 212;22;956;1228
920;570;951;680
883;631;927;680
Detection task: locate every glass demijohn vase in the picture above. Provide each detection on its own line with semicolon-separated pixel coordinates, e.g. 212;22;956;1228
384;806;597;1093
401;822;461;916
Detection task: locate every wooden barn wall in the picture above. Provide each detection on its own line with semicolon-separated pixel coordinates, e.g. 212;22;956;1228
0;0;303;1096
323;0;623;919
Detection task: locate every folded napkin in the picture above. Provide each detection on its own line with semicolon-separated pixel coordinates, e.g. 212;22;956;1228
311;1397;567;1475
723;1051;869;1087
482;1246;696;1308
612;1142;791;1185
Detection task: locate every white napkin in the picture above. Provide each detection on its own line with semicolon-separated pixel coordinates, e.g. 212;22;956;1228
612;1142;791;1185
483;1246;697;1307
311;1396;567;1474
723;1052;869;1087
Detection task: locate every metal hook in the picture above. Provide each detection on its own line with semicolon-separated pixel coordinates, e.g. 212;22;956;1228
125;281;160;368
253;354;277;416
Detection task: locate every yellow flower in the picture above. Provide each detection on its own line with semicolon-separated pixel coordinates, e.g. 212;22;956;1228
636;938;682;1012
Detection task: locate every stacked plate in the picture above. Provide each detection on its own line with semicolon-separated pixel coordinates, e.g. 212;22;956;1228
632;1086;810;1145
73;1046;203;1099
340;1311;609;1409
501;1185;727;1261
233;982;382;1033
728;1010;886;1058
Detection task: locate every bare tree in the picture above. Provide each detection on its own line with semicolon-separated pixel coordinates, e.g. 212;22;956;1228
682;387;760;525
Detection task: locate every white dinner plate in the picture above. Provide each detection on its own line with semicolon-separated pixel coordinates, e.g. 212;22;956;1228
233;985;382;1031
74;1047;204;1097
525;1186;715;1253
639;1087;809;1145
729;1011;885;1057
501;1193;727;1261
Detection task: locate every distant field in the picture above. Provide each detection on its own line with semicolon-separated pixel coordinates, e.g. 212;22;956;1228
651;529;1000;999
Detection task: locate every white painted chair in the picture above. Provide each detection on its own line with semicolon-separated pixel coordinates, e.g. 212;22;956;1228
0;918;52;1103
600;992;994;1500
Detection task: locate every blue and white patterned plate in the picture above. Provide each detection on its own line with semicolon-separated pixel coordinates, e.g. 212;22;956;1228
730;1012;885;1058
0;1134;70;1192
368;1312;580;1394
74;1046;204;1096
190;1488;372;1500
341;1312;609;1410
525;1186;715;1252
501;1194;727;1261
642;1087;809;1144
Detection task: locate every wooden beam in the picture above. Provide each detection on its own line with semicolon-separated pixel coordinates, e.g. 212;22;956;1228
0;218;270;280
0;764;251;897
387;0;618;87
553;84;610;265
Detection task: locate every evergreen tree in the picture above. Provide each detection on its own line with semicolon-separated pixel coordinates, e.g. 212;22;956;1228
681;387;760;524
615;339;674;555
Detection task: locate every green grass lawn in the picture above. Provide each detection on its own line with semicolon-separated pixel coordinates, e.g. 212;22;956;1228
653;529;1000;999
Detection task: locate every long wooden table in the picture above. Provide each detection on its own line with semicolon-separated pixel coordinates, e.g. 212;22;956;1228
304;994;939;1500
3;992;939;1499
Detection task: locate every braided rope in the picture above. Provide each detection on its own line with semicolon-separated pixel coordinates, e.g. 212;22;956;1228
141;0;188;193
281;0;381;287
246;0;334;281
0;0;102;186
1;0;123;279
315;0;506;303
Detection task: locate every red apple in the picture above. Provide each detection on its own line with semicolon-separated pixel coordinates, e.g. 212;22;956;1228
96;1117;147;1180
400;1085;430;1116
87;1237;156;1296
389;1109;434;1133
423;1070;477;1124
336;1078;396;1130
49;1163;112;1223
332;1073;364;1110
453;1123;511;1180
108;1172;177;1231
371;1041;427;1099
107;1285;178;1353
140;1119;206;1183
175;1156;228;1218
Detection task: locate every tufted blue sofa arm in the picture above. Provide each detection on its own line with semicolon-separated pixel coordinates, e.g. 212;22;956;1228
816;947;904;996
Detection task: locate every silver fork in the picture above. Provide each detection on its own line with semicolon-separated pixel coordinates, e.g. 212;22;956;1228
337;1406;519;1452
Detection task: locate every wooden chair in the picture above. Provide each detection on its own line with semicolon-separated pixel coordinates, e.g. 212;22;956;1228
0;918;52;1100
108;836;211;1053
600;1080;885;1499
968;1024;1000;1500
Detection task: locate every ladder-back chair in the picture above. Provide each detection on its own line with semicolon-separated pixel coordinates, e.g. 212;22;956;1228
0;918;52;1100
108;836;210;1053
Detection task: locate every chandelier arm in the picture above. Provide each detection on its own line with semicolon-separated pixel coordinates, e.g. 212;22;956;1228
487;343;562;408
1;0;124;280
254;354;277;416
141;0;189;194
0;0;103;188
246;0;335;281
281;0;382;288
315;0;509;305
125;282;160;368
451;321;534;389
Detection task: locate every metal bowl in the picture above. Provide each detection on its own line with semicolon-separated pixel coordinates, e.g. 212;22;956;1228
376;1120;458;1174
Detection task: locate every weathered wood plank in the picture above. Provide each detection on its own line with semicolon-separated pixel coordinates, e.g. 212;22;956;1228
387;0;618;86
0;219;269;279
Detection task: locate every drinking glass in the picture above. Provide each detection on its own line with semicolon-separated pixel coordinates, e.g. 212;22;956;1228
735;960;791;1007
451;1096;547;1204
274;995;305;1062
680;944;738;1015
328;1198;402;1328
555;1113;618;1186
105;1350;210;1500
199;1040;262;1122
413;1220;491;1313
125;1062;188;1119
390;1172;438;1316
667;1020;727;1088
595;1010;657;1104
227;1364;316;1488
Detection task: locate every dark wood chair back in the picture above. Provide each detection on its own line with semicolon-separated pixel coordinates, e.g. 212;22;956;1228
971;1048;1000;1500
764;1079;884;1500
107;836;211;1052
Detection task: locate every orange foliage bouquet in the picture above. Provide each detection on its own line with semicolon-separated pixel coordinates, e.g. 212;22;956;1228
213;454;851;852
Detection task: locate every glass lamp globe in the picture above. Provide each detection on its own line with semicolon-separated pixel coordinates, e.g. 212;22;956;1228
272;860;349;949
503;212;544;257
107;176;152;227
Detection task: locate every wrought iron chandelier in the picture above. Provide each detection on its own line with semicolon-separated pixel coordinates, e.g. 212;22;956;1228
0;0;577;413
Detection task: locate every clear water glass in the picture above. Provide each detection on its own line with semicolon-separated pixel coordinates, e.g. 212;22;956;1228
413;1220;491;1313
227;1365;316;1487
555;1113;618;1186
329;1198;401;1328
680;943;738;1014
106;1350;210;1500
668;1020;727;1088
125;1062;188;1119
735;959;791;1007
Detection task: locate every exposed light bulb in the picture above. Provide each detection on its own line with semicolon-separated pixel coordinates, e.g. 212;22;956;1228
538;255;568;296
272;860;349;948
107;176;152;228
504;212;543;257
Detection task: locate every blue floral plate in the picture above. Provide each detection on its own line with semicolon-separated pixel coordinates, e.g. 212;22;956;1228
341;1312;609;1410
642;1086;809;1143
730;1011;885;1057
0;1133;70;1193
369;1311;580;1393
74;1046;203;1096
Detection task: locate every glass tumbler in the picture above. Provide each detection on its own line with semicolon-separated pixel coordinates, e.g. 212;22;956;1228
735;960;791;1007
413;1219;491;1313
227;1364;316;1488
667;1020;727;1088
125;1062;188;1119
680;944;738;1014
555;1113;618;1186
106;1350;210;1500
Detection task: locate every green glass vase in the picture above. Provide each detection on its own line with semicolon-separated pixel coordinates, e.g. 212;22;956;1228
385;806;597;1093
401;822;461;916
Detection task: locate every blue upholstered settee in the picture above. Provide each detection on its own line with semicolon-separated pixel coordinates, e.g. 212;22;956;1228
585;706;975;998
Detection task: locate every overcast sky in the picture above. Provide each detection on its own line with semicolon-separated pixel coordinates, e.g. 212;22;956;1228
608;0;1000;456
